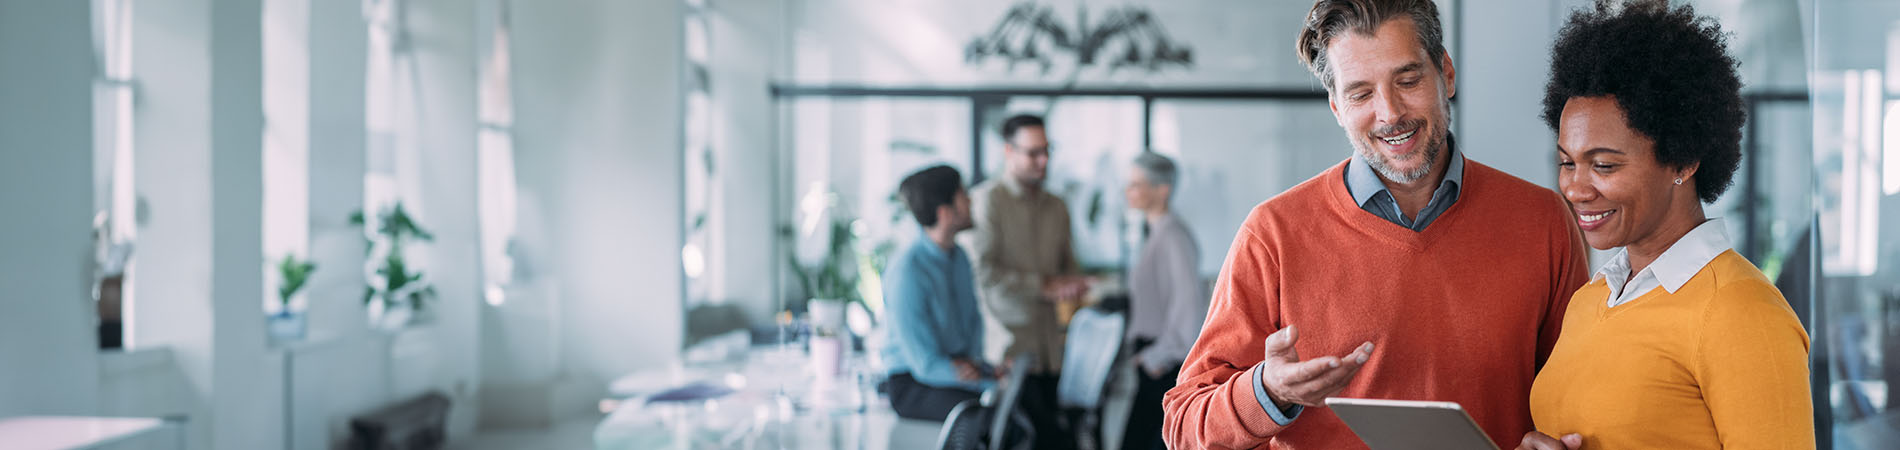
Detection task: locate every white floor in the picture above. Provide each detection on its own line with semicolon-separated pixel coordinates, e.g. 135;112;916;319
449;413;944;450
448;415;603;450
448;359;1139;450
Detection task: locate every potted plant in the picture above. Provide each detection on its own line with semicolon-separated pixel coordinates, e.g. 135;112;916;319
269;254;316;342
786;187;867;380
789;217;861;334
351;203;438;330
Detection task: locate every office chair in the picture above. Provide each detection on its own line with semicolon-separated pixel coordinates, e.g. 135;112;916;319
1057;306;1126;450
936;353;1037;450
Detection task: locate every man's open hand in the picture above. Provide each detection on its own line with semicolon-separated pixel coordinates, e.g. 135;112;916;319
1259;325;1374;407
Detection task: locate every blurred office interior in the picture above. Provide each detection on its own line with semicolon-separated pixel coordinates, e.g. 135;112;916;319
0;0;1896;448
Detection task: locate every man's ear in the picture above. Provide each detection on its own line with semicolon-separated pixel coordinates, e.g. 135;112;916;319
1328;92;1345;128
1439;50;1457;99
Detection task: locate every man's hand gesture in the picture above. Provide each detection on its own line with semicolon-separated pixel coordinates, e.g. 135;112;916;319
1259;325;1374;407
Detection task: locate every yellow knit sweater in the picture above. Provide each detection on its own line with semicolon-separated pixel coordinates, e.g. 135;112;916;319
1529;250;1812;449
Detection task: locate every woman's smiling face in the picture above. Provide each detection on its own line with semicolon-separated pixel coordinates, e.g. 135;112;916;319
1556;96;1696;251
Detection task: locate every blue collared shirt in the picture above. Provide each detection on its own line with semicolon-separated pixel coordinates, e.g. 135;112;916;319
1344;136;1465;231
880;235;994;391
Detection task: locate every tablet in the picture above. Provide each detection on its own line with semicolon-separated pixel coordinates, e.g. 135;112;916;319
1325;397;1499;450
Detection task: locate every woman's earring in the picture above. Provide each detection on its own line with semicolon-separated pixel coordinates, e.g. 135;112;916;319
1674;178;1683;185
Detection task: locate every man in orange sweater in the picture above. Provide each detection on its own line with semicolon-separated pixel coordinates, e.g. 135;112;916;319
1161;1;1590;448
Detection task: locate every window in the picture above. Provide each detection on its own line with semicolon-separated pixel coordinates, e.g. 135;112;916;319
91;0;136;350
478;2;517;305
1810;1;1900;446
683;0;714;304
263;0;313;321
363;0;426;325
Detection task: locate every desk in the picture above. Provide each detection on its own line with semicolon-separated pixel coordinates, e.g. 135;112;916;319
594;346;944;450
0;416;180;450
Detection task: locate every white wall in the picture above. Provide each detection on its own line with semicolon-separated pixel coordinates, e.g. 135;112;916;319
291;0;490;445
1454;0;1591;187
98;349;201;427
132;0;219;405
513;0;684;404
6;0;680;447
290;1;403;448
3;2;286;449
127;0;228;446
785;0;1382;87
125;1;312;448
0;0;101;418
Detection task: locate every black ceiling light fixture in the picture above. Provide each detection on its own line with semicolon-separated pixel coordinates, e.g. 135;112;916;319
964;2;1194;81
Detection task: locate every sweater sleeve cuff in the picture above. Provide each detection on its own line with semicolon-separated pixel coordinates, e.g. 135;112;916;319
1251;362;1303;426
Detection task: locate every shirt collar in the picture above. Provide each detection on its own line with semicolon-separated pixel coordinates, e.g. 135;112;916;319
1595;218;1734;294
999;174;1032;199
1147;212;1179;234
910;228;956;263
1346;135;1464;207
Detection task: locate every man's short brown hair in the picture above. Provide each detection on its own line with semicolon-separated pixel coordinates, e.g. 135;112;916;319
1295;0;1448;91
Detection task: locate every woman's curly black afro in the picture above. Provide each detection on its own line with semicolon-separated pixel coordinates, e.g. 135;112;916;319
1541;0;1745;203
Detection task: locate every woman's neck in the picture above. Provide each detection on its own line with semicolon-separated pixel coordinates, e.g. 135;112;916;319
1625;202;1707;277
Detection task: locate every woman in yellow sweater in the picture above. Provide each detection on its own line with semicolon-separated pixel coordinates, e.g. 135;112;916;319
1519;2;1813;449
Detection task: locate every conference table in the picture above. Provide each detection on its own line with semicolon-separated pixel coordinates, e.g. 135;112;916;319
593;344;944;450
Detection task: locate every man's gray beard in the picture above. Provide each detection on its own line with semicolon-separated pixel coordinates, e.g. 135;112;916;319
1359;127;1445;184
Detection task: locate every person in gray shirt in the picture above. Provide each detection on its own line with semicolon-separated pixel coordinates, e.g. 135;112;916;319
1119;151;1206;450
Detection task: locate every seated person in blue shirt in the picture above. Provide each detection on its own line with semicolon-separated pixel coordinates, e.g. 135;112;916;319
883;165;998;421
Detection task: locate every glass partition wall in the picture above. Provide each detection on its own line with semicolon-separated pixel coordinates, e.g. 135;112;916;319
770;90;1336;317
1814;1;1900;447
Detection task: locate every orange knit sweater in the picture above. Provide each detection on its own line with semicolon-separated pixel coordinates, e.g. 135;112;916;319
1163;160;1590;449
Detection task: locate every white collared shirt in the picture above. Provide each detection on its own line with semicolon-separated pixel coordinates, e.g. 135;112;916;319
1597;218;1734;308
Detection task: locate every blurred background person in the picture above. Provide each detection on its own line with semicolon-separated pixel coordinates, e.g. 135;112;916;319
969;113;1087;450
882;165;998;421
1119;151;1206;450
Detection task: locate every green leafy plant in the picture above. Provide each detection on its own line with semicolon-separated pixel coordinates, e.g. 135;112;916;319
350;202;438;313
785;219;862;305
276;254;317;309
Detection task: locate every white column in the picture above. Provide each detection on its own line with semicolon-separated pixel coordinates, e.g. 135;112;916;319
405;0;484;438
298;1;376;447
514;0;684;399
207;0;272;447
0;0;100;417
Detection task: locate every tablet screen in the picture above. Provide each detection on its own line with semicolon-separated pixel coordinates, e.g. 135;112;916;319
1325;398;1499;450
